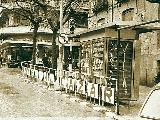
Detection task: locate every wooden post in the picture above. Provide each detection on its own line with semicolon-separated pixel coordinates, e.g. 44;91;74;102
116;28;121;115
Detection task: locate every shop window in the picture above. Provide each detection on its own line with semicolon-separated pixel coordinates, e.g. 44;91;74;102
122;8;134;21
63;46;80;70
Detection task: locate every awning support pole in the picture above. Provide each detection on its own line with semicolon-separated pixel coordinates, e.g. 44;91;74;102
116;28;121;115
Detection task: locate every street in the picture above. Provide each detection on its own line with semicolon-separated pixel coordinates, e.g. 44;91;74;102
0;67;108;119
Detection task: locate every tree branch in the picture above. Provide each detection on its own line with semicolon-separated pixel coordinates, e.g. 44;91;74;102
15;0;34;21
63;0;76;17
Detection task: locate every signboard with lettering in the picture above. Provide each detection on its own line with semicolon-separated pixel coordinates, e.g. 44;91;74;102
35;70;39;79
23;67;27;76
101;86;114;104
38;71;44;81
107;39;133;100
67;77;75;91
31;69;35;77
87;82;99;99
76;80;86;94
43;72;48;82
49;73;55;85
27;68;31;77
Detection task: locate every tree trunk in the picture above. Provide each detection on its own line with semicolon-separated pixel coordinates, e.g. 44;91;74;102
32;25;39;65
51;28;59;69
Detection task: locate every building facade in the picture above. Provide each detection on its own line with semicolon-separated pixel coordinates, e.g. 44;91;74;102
0;0;53;67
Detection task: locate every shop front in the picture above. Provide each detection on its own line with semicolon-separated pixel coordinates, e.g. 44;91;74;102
0;42;33;67
69;24;140;104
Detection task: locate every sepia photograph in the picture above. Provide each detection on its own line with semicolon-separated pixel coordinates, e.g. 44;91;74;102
0;0;160;120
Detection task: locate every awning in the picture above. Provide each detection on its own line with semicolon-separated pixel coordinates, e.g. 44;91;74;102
68;20;160;40
68;21;140;38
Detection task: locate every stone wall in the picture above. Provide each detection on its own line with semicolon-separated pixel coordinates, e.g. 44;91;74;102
139;31;158;86
89;0;159;28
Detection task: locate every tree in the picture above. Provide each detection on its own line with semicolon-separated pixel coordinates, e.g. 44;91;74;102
33;0;76;69
0;0;44;65
15;0;45;65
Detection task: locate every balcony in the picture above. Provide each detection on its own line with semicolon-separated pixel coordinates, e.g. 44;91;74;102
92;1;109;14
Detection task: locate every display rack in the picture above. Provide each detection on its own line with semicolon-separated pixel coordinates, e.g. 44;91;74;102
92;39;104;75
92;38;105;84
80;41;91;76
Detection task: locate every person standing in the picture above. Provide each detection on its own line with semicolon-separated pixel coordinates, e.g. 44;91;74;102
42;54;49;67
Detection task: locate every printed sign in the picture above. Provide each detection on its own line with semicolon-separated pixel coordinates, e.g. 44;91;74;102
38;71;44;81
35;70;39;79
49;73;55;85
107;40;133;100
43;72;48;82
76;80;85;94
31;69;35;77
23;67;27;76
62;77;68;89
67;77;75;91
102;86;114;104
27;68;31;76
87;82;99;99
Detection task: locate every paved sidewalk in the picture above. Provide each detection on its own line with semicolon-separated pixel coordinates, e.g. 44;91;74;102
118;85;153;117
